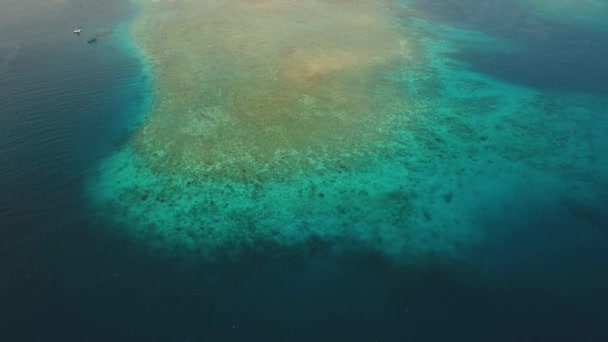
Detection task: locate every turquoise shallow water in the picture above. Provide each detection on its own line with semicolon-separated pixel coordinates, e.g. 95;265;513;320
86;2;608;265
2;0;608;340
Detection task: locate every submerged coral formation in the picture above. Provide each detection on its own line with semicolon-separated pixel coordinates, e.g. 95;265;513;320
86;0;608;261
130;0;417;180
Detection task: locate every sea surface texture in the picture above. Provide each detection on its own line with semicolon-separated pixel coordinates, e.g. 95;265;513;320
1;0;608;340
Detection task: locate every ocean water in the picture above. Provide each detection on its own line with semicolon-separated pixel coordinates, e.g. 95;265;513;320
1;0;608;341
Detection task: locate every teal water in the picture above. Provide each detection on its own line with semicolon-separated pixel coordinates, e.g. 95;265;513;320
2;0;608;340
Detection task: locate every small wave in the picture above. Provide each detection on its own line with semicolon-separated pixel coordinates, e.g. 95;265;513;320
0;41;21;76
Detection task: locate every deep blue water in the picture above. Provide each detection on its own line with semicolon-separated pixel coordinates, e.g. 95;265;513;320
1;0;608;341
409;0;608;95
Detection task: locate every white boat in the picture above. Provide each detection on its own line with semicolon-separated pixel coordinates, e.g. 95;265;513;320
73;28;82;34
